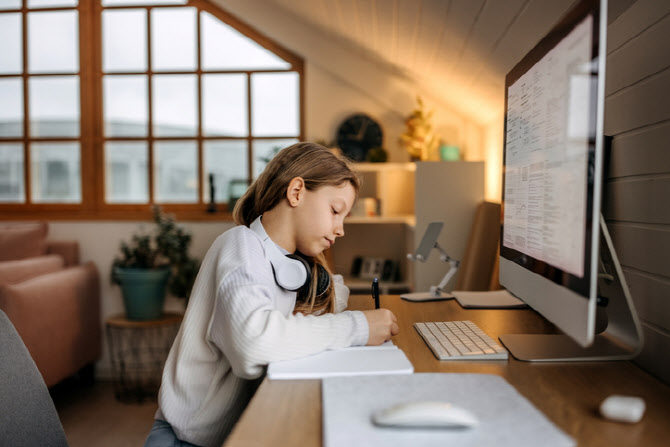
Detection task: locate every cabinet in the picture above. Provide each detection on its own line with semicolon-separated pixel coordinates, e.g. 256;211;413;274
330;161;484;295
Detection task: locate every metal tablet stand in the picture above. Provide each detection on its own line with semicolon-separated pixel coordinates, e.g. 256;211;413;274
401;222;460;301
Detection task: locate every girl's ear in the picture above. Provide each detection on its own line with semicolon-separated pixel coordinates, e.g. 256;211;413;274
287;177;305;207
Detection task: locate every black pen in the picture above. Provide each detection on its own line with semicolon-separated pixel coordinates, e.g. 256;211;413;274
372;277;380;309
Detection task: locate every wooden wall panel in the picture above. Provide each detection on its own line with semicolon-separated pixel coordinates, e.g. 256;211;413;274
605;0;670;383
607;0;670;51
608;224;670;279
635;323;670;383
606;122;670;177
603;177;670;224
606;14;670;95
625;268;670;330
604;68;670;135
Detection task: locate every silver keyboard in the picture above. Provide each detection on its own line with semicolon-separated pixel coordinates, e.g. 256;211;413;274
414;320;508;360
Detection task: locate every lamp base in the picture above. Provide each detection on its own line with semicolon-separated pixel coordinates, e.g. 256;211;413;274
400;291;454;302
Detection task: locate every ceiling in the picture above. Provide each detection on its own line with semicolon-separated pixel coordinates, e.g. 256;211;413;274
262;0;633;124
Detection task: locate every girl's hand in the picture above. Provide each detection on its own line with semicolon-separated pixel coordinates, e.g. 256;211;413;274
362;309;400;345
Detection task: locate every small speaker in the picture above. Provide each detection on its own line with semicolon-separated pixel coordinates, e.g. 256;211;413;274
351;256;363;276
382;260;398;282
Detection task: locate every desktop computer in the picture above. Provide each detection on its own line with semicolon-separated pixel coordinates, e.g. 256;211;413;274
498;0;643;361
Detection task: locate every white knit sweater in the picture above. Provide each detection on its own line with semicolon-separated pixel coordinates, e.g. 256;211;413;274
156;220;369;447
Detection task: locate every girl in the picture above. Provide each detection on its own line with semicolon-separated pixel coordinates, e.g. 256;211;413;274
145;142;399;447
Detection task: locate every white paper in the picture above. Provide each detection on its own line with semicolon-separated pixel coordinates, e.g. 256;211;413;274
452;290;527;308
267;342;414;380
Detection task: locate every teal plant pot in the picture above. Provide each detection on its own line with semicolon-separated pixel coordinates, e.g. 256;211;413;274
115;267;170;321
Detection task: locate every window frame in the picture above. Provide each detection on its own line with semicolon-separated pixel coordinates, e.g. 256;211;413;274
0;0;305;221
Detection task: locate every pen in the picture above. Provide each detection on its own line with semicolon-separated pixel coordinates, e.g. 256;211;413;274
372;277;380;309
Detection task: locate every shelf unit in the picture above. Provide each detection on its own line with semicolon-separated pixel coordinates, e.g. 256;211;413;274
330;161;484;296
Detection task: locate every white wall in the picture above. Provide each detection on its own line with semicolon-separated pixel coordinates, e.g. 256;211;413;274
47;221;234;377
31;0;489;378
215;0;485;162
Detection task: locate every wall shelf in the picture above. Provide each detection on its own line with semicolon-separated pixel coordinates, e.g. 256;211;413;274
345;215;415;226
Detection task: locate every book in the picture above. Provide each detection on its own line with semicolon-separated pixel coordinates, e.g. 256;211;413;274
267;341;414;380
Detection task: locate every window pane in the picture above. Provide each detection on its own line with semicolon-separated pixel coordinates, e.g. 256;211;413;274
152;74;197;136
102;0;187;5
151;7;196;71
29;76;79;137
252;138;298;179
103;9;147;73
0;143;25;203
28;0;78;7
251;73;299;137
201;11;291;71
105;141;148;203
0;13;21;74
202;74;247;137
104;75;148;137
0;77;23;138
0;1;22;10
30;142;80;203
203;140;248;203
28;11;79;73
154;141;198;203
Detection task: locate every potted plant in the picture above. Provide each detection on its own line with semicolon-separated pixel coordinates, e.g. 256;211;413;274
111;206;199;320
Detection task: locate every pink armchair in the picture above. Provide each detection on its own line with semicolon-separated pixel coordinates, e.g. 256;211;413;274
0;222;101;387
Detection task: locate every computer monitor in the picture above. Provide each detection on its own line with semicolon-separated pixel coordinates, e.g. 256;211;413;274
498;0;643;361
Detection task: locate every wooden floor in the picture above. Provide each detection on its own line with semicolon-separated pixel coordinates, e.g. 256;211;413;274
50;379;157;447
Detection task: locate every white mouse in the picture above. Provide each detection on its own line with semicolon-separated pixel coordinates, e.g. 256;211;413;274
599;395;646;423
372;401;479;429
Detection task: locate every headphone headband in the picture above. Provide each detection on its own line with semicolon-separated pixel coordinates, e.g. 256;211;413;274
250;217;309;291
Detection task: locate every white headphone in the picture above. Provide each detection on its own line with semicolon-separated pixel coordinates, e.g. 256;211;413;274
250;216;311;291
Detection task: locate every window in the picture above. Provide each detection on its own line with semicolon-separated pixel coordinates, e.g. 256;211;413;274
0;0;303;219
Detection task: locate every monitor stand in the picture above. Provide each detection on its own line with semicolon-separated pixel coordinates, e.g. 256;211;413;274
499;215;644;362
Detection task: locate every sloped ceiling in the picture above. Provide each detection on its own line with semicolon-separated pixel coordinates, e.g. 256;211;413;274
266;0;576;125
218;0;633;126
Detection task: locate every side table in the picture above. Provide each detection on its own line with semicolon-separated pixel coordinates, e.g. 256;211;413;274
106;312;183;403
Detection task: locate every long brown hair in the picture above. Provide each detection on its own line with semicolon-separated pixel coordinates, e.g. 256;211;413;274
233;142;361;315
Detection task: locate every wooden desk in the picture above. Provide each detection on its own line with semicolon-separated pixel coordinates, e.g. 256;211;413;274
224;295;670;447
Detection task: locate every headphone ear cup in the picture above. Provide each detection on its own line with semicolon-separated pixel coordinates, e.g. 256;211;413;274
283;254;311;291
314;263;331;298
289;254;332;299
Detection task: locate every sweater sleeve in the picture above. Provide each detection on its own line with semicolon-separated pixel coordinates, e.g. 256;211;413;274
332;274;350;313
207;232;368;379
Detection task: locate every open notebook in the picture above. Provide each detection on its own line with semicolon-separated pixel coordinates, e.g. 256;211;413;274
267;341;414;380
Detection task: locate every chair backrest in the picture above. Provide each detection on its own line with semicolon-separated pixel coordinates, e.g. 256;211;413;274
0;309;69;447
455;201;502;291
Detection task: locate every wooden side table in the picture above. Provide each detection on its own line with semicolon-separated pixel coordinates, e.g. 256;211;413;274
105;312;183;403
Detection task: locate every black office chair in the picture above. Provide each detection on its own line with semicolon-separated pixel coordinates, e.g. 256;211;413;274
0;309;69;447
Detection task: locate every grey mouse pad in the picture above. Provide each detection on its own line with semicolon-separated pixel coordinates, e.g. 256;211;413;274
321;373;574;447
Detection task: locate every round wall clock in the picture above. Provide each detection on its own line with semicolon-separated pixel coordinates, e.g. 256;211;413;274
336;114;383;162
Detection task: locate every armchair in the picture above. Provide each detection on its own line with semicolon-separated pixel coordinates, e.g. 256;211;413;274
0;222;101;387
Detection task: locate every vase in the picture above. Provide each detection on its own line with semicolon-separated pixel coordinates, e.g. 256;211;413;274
114;267;171;320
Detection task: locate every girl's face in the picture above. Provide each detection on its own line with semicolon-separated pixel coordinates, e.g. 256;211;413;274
293;182;356;257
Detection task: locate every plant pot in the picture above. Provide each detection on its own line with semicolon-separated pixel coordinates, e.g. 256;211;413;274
114;267;171;321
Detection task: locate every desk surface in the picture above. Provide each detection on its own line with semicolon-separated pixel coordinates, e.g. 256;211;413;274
224;295;670;447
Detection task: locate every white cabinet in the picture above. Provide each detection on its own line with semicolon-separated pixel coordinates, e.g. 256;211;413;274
330;161;484;295
413;161;484;294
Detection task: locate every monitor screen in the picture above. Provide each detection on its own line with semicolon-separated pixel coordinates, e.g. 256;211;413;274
500;0;606;348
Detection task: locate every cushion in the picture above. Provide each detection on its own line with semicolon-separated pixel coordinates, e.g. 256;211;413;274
0;255;65;286
0;222;48;262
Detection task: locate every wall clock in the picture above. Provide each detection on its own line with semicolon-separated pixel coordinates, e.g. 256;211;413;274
336;114;383;162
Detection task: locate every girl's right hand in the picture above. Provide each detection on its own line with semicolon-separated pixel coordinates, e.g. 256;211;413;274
362;309;400;345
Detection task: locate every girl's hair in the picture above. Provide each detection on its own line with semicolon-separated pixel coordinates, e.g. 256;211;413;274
233;141;361;315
